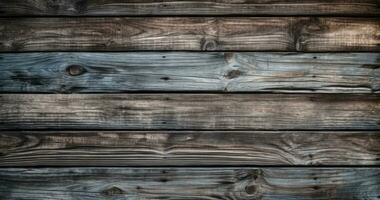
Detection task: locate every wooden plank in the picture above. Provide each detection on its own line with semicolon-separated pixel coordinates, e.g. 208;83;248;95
1;52;379;93
1;131;379;166
0;17;379;52
1;0;379;16
0;167;379;200
0;94;379;130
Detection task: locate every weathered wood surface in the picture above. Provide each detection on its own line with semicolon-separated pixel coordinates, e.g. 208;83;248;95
1;0;380;16
0;167;379;200
0;94;379;130
1;52;379;93
1;17;379;52
1;131;379;166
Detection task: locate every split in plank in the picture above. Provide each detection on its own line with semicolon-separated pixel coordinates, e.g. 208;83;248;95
1;0;379;16
1;17;379;52
0;167;379;200
0;94;379;130
0;131;379;166
0;52;379;93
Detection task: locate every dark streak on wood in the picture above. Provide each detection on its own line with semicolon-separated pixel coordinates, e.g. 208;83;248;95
0;17;379;52
0;131;379;166
0;0;379;16
0;168;379;200
0;52;379;93
0;94;379;130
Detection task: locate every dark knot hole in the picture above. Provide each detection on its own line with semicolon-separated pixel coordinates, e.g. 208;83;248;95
66;65;86;76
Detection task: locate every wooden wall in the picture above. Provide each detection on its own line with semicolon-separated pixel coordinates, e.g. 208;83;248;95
0;1;379;199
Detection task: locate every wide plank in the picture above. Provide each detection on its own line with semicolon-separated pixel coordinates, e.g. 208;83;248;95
0;94;379;130
0;167;379;200
1;52;379;93
1;17;379;52
1;0;379;16
0;131;379;166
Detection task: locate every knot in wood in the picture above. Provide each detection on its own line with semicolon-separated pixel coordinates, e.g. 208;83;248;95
66;65;86;76
201;39;218;51
245;185;257;194
224;70;241;79
224;52;235;63
101;186;125;196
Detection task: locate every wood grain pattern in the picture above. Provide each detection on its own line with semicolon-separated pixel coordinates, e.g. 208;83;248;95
1;0;380;16
1;17;379;52
1;131;379;166
0;94;379;130
0;167;379;200
1;52;379;93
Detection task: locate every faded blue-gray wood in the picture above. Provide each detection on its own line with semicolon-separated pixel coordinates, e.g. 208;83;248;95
0;94;379;130
1;0;379;16
1;17;379;52
0;53;379;93
1;130;379;166
0;167;379;200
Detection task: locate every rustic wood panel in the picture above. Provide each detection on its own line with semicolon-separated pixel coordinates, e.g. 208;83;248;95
0;167;379;200
0;94;379;130
1;52;379;93
1;131;379;166
1;0;380;16
1;17;379;52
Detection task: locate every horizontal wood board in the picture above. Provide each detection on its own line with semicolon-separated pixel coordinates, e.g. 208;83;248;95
0;168;379;200
0;52;379;93
0;131;379;166
1;17;379;52
0;94;379;130
1;0;380;16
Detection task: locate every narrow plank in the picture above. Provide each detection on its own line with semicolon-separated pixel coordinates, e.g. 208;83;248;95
1;52;379;93
0;168;379;200
1;0;379;16
0;94;379;130
1;131;379;166
1;17;379;52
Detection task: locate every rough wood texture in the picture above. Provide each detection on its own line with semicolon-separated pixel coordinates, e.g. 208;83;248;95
0;167;379;200
1;17;379;52
1;131;379;166
1;0;380;16
1;52;379;93
0;94;379;130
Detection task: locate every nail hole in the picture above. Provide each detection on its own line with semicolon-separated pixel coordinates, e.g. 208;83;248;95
159;178;168;182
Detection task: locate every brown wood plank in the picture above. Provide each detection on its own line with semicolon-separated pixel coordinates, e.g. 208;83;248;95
0;17;379;52
0;167;379;199
1;0;379;16
1;52;379;93
0;94;379;130
0;131;379;166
